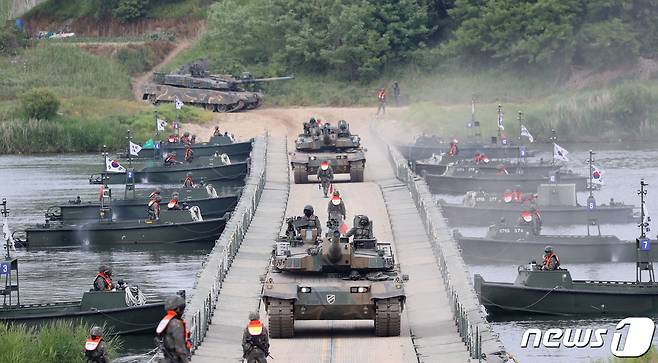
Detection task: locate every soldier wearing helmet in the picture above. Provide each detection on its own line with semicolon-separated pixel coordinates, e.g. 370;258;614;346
242;311;270;363
156;294;191;363
213;126;221;137
93;265;113;291
299;205;322;236
541;246;560;271
327;190;346;222
183;172;195;188
168;192;184;210
183;145;194;163
84;326;110;363
147;194;162;221
317;160;334;198
346;215;374;240
180;132;191;146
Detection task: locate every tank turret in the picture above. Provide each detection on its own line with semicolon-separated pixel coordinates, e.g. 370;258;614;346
295;121;361;152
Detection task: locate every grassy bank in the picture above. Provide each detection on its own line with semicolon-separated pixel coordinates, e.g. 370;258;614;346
0;321;121;363
0;99;214;154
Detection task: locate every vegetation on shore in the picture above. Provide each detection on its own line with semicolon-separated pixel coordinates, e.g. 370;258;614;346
0;321;121;363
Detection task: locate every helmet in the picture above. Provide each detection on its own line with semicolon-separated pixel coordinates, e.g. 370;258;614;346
331;196;341;206
172;192;180;199
165;294;186;312
303;205;314;217
333;190;340;197
310;117;316;123
90;326;103;337
186;172;192;177
359;216;369;226
544;245;554;253
99;265;112;275
249;311;260;321
184;132;190;137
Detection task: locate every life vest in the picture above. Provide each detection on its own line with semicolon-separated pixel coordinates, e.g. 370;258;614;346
168;199;178;209
520;211;533;223
512;190;522;202
378;90;386;101
168;136;177;143
180;136;190;145
165;155;176;163
543;252;560;270
247;320;264;336
149;190;160;199
184;148;193;161
448;143;458;156
148;199;158;207
503;192;513;203
95;273;112;290
184;176;194;187
156;310;192;350
85;337;101;351
481;154;489;163
474;153;482;164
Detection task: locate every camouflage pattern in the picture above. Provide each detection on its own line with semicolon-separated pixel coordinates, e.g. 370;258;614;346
261;216;407;337
141;64;293;113
291;121;366;183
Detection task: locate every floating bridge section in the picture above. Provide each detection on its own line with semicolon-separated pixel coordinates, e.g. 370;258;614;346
183;126;508;362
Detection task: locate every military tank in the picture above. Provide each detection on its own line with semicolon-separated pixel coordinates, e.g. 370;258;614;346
261;216;407;337
141;61;293;112
290;119;367;183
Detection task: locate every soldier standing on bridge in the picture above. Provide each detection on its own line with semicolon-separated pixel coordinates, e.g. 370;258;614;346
317;160;334;198
242;311;270;363
156;294;191;363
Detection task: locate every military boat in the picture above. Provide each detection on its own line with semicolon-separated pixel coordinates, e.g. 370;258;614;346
46;192;239;222
475;180;658;317
261;216;407;337
141;61;293;112
454;223;642;264
412;153;560;177
130;138;253;159
89;159;249;185
398;136;532;161
21;209;228;248
291;120;366;183
439;184;635;226
425;167;589;194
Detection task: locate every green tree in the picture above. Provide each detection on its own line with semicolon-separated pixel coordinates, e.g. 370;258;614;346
20;88;60;120
112;0;149;22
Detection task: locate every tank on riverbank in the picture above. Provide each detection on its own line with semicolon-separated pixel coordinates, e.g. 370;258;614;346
141;61;293;112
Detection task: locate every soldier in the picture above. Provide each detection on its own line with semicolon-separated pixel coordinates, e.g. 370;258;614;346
168;192;184;210
327;191;346;221
317;161;334;198
156;294;191;363
376;88;386;115
184;145;194;163
180;132;191;146
84;326;110;363
190;135;197;145
183;172;195;188
213;126;222;137
164;153;181;167
392;81;400;106
93;265;113;291
242;311;270;363
149;188;162;200
300;205;322;236
148;194;162;221
346;215;374;240
448;139;459;156
541;246;560;271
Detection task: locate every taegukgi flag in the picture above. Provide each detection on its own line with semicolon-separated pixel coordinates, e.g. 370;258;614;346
157;118;167;131
175;97;184;110
105;157;126;173
592;166;604;184
553;143;569;162
520;124;534;143
129;141;142;156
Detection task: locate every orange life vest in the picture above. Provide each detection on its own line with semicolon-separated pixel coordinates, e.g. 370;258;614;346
378;89;386;101
448;143;458;156
474;153;482;164
503;192;513;203
543;252;560;269
95;273;112;290
168;199;179;209
512;190;522;202
157;310;192;350
520;211;533;223
85;337;101;351
183;176;194;187
184;148;193;161
247;320;264;336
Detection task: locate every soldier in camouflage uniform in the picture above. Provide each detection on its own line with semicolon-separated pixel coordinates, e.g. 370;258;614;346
346;215;374;239
317;161;334;198
242;311;269;363
299;205;322;236
327;191;346;222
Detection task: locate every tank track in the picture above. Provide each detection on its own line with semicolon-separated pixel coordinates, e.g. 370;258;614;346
374;298;401;337
293;166;308;184
267;299;295;338
349;164;364;182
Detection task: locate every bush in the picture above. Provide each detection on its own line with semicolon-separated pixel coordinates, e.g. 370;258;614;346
115;46;153;74
112;0;148;22
0;24;27;56
19;88;60;120
609;84;658;133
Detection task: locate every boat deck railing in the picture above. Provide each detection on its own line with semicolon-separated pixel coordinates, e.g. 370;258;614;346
182;135;268;350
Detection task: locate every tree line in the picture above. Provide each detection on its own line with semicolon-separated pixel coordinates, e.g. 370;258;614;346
200;0;658;80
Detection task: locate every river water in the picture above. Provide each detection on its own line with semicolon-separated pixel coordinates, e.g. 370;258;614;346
439;143;658;362
2;144;658;362
0;154;212;359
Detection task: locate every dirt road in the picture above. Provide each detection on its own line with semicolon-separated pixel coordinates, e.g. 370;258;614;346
131;38;194;100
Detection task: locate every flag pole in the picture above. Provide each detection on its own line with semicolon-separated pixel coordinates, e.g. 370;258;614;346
588;150;594;198
126;129;133;169
496;104;502;144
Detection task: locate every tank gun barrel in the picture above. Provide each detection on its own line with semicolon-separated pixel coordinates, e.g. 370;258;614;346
234;76;295;84
327;231;342;263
